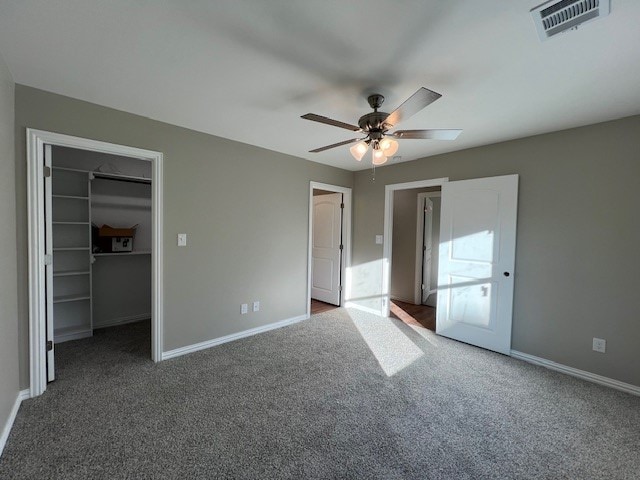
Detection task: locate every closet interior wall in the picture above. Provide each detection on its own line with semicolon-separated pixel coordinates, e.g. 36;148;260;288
51;146;152;343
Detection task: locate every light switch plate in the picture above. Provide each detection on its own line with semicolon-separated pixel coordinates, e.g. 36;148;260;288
375;235;383;245
241;303;248;314
177;233;187;246
253;301;260;312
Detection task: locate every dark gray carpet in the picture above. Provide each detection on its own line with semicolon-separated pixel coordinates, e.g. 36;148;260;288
1;308;639;479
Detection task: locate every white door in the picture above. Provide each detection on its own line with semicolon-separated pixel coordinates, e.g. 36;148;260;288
312;193;343;305
44;144;55;382
421;197;434;304
436;175;518;355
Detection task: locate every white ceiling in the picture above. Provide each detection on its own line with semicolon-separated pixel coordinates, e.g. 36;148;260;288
1;0;639;171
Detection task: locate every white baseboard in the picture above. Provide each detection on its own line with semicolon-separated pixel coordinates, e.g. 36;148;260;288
162;314;310;361
344;302;383;316
390;295;416;304
94;313;151;330
511;350;640;396
0;389;30;458
54;329;92;344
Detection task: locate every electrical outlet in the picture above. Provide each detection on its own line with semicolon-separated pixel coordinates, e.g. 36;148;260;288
592;337;606;353
240;303;248;314
375;235;383;245
177;233;187;247
253;301;260;312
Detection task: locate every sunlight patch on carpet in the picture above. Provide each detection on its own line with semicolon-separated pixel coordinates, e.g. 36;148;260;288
347;308;423;376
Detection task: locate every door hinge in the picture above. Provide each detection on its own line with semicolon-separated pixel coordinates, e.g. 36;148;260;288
340;203;344;209
421;284;425;290
46;340;53;351
339;244;343;250
44;254;53;266
44;166;51;178
339;285;342;292
423;245;427;251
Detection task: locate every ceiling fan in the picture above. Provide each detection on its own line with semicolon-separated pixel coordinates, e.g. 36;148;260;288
301;87;461;166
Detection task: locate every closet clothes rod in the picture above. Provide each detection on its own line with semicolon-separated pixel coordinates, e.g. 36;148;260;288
89;172;151;185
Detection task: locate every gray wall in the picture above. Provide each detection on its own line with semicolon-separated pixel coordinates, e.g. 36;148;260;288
0;53;19;434
15;85;353;389
350;115;640;387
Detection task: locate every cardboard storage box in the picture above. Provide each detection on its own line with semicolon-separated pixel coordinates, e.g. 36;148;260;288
93;224;137;253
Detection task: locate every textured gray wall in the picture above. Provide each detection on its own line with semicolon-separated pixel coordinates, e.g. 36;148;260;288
15;85;353;389
0;53;19;431
350;116;640;387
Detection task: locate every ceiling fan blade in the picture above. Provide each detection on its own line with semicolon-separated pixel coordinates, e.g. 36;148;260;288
309;138;362;153
384;88;442;127
301;113;361;132
392;129;462;140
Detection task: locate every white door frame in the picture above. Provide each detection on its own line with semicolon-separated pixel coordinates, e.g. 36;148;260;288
27;129;164;397
307;182;352;317
414;191;441;304
382;178;448;317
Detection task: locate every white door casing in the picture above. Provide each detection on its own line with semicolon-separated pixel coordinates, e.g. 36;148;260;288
436;174;518;355
421;197;434;304
311;193;343;305
44;144;55;382
27;129;164;397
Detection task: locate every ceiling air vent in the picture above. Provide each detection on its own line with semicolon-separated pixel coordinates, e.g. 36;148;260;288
531;0;610;41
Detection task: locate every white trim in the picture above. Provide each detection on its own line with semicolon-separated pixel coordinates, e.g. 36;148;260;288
382;178;448;317
511;350;640;396
27;129;164;397
0;390;30;458
94;313;151;329
307;182;352;318
162;314;310;360
54;329;92;344
390;295;416;304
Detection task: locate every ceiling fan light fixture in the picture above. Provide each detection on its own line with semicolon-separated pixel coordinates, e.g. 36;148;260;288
302;87;461;168
379;138;399;157
349;141;368;161
372;148;387;166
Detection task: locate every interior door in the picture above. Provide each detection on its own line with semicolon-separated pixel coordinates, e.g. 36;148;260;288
436;175;518;355
44;144;55;382
421;197;433;304
311;192;343;305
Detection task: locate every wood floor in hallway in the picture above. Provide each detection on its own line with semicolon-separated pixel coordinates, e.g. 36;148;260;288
390;300;436;331
311;299;340;315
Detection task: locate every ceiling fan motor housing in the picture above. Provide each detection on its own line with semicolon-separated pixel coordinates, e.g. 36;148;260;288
359;93;390;136
358;112;389;135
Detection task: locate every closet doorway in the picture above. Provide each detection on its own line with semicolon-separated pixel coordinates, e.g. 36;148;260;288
27;130;163;397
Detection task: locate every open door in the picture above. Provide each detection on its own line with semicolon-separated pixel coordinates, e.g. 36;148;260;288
421;197;434;304
44;144;55;382
436;175;518;355
311;192;343;305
